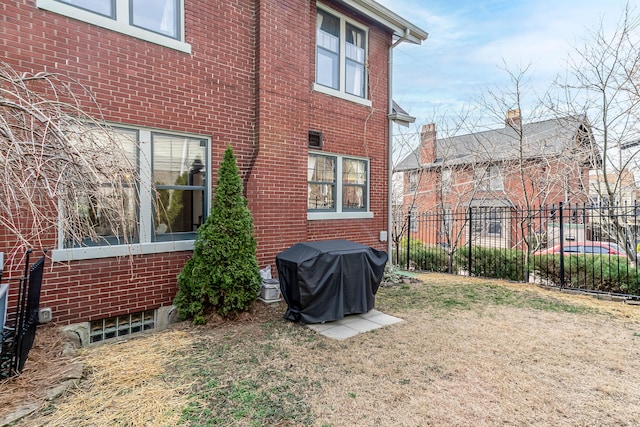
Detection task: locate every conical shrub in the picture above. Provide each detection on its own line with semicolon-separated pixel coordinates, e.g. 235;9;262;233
174;145;261;324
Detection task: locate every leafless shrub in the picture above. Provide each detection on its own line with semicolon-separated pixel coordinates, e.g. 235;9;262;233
0;62;141;267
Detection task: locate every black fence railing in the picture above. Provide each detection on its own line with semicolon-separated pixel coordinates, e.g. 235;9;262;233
395;202;640;299
0;250;47;379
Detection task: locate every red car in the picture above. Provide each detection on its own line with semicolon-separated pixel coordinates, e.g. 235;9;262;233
534;241;628;257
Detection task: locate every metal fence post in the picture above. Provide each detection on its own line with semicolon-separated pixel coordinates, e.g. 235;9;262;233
406;213;411;270
468;207;473;276
559;202;565;290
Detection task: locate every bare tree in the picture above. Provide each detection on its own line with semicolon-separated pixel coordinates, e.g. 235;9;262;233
394;64;599;277
474;65;599;278
392;107;484;271
552;2;640;257
0;63;143;268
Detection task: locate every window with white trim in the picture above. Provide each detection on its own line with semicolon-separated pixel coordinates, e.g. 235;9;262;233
153;133;207;241
476;165;503;191
62;126;209;250
409;207;417;232
37;0;190;52
442;168;452;193
308;152;369;216
58;0;113;17
315;6;368;102
408;171;418;193
67;127;139;247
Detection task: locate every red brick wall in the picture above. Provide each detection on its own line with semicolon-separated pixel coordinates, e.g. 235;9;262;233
306;1;391;253
0;0;393;324
1;0;260;325
39;252;192;324
404;159;590;215
248;0;391;265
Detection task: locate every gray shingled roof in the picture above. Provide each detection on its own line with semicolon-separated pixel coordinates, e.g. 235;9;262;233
395;115;595;171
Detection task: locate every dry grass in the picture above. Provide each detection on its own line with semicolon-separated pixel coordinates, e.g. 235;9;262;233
4;273;640;426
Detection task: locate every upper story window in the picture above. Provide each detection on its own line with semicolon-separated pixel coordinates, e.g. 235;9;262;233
408;171;418;193
315;6;370;106
37;0;190;53
442;168;452;193
476;165;504;192
308;152;372;220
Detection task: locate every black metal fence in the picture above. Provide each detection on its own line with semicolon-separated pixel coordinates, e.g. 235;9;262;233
1;250;47;379
395;202;640;299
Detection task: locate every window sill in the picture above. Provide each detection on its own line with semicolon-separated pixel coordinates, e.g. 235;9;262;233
313;84;372;107
37;0;192;54
308;211;374;220
51;240;195;262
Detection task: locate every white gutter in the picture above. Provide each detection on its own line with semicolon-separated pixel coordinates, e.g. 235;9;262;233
342;0;428;44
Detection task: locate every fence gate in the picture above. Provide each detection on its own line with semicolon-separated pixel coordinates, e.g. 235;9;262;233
0;250;47;379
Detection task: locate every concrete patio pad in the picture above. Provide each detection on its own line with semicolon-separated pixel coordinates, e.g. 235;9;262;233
306;309;403;340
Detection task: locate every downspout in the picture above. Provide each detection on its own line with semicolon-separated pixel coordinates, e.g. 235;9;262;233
387;29;410;262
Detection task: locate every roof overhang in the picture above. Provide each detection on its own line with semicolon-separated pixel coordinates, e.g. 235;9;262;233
338;0;428;44
388;112;415;127
389;101;416;127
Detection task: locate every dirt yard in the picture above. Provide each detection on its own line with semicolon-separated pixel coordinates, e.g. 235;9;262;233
2;273;640;426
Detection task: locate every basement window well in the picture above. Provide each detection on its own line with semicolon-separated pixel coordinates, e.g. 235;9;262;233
89;310;155;343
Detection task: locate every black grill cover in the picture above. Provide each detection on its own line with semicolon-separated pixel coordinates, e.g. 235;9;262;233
276;240;388;324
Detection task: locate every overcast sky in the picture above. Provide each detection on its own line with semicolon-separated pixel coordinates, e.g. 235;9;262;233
377;0;633;131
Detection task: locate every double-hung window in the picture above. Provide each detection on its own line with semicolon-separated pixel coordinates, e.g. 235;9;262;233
153;134;207;241
442;168;452;194
476;165;503;192
37;0;190;53
54;126;210;261
308;152;372;220
315;6;369;105
408;171;418;193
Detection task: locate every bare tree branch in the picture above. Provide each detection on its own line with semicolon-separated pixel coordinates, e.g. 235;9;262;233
0;63;143;268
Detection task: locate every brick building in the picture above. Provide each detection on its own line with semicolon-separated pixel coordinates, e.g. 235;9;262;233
395;111;599;247
0;0;427;333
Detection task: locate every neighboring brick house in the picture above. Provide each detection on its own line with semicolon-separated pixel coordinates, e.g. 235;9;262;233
395;110;598;247
0;0;427;334
589;168;639;207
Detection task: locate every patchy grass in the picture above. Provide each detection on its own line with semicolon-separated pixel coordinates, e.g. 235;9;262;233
7;273;640;426
378;276;597;315
170;329;318;427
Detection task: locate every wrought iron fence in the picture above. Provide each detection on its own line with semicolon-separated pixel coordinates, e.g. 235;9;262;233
1;250;47;379
394;202;640;299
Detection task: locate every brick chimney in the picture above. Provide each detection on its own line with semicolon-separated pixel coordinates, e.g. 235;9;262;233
420;123;437;164
505;109;521;127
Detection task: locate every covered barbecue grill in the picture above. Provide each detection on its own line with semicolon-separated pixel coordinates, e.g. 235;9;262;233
275;240;387;324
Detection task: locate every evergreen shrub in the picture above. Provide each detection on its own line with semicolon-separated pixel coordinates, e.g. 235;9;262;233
174;146;261;324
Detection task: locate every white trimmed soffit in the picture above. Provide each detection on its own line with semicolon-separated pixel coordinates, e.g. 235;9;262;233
338;0;428;44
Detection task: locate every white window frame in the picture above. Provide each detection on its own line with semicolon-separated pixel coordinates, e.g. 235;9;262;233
37;0;191;53
488;165;504;191
409;206;417;233
314;4;371;107
52;125;211;262
308;151;373;220
442;168;452;194
476;165;503;192
408;171;418;193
